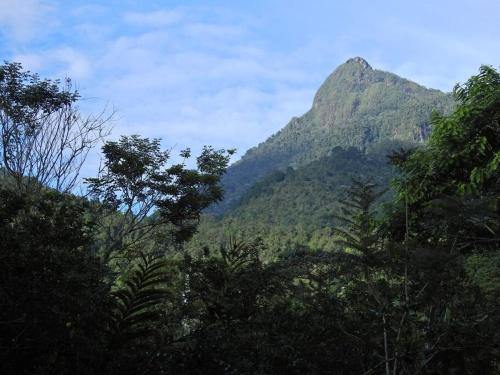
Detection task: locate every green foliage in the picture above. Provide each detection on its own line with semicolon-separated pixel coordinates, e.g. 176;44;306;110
173;239;364;374
86;135;235;261
389;66;500;252
108;254;171;346
466;252;500;297
0;188;111;375
0;61;77;121
392;65;500;201
333;179;387;273
103;254;176;374
381;64;500;373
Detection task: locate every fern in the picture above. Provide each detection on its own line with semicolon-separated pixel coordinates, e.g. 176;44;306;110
107;254;170;348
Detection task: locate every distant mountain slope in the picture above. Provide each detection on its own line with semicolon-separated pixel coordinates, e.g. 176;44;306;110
189;146;394;259
215;57;454;213
226;146;393;228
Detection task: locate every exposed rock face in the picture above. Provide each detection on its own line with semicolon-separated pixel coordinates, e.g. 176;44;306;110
345;56;372;70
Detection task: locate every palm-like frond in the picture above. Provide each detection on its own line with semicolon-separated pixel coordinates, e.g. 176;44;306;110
108;254;170;348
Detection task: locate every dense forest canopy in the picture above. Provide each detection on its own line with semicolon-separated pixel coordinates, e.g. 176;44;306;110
0;60;499;375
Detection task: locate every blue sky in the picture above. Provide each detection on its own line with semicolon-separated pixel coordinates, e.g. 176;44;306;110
1;0;499;174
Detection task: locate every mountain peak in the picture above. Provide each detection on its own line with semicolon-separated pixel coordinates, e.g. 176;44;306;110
344;56;372;70
312;57;375;112
214;59;454;214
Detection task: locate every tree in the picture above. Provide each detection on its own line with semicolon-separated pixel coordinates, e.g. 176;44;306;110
388;65;500;254
0;61;110;192
0;188;111;375
385;65;500;373
0;62;113;374
86;135;234;263
391;65;500;202
0;63;235;375
334;178;387;277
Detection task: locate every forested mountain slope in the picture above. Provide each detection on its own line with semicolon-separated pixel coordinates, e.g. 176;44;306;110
215;57;454;212
190;146;394;259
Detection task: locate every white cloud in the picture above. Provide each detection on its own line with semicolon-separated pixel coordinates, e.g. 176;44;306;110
71;3;107;17
123;10;183;28
0;0;52;40
4;4;327;161
13;47;91;81
184;22;244;38
52;8;326;168
371;20;500;91
53;48;91;79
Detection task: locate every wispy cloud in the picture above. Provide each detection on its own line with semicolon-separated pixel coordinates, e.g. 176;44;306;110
0;0;52;41
123;10;183;28
13;47;90;80
1;0;498;178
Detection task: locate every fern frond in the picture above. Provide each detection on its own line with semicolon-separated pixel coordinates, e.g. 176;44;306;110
108;254;170;348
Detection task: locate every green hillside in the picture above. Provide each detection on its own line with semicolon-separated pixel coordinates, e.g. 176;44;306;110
215;57;454;213
189;146;396;259
231;147;393;226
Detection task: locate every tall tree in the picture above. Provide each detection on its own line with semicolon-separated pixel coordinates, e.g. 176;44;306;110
86;136;235;262
0;61;110;192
